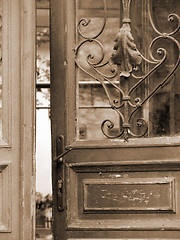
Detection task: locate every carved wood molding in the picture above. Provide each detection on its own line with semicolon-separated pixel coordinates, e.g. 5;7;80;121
66;161;180;230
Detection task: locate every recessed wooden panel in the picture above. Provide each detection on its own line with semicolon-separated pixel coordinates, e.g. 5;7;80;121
0;163;11;232
67;162;180;230
83;178;175;213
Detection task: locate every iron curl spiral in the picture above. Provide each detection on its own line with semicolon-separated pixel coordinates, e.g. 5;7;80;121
77;0;107;40
128;118;148;138
101;119;124;139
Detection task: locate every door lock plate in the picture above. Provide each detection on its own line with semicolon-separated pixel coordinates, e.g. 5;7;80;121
56;136;65;212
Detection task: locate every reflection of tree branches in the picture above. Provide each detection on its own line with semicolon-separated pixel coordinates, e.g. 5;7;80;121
37;28;50;47
36;51;50;106
36;54;50;83
36;89;50;108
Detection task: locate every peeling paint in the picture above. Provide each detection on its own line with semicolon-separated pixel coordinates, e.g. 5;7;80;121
99;187;162;205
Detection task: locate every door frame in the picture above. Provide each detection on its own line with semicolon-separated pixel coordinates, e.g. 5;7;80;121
19;0;36;239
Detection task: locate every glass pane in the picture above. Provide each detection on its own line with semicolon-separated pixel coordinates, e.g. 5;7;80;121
148;0;180;137
76;0;121;140
75;0;180;141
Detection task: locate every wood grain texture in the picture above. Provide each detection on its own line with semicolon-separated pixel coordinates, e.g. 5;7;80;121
19;0;36;239
67;162;180;230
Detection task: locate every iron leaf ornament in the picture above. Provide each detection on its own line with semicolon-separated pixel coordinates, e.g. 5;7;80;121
111;23;142;77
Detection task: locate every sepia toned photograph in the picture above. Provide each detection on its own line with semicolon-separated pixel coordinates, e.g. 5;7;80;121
1;0;180;239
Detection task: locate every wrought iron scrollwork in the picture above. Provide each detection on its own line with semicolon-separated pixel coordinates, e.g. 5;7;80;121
74;0;180;141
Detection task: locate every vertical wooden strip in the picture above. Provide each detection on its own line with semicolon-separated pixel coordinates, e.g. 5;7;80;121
20;0;36;239
51;0;68;239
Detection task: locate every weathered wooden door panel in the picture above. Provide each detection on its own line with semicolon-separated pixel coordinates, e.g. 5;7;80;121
51;0;180;239
67;164;178;230
0;0;35;239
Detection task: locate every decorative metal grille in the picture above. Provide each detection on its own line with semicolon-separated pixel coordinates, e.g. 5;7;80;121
74;0;180;141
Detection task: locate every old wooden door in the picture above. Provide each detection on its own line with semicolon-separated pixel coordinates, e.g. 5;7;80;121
51;0;180;239
0;0;35;239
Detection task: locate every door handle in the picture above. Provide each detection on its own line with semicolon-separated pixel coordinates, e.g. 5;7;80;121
54;136;71;211
53;148;72;163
